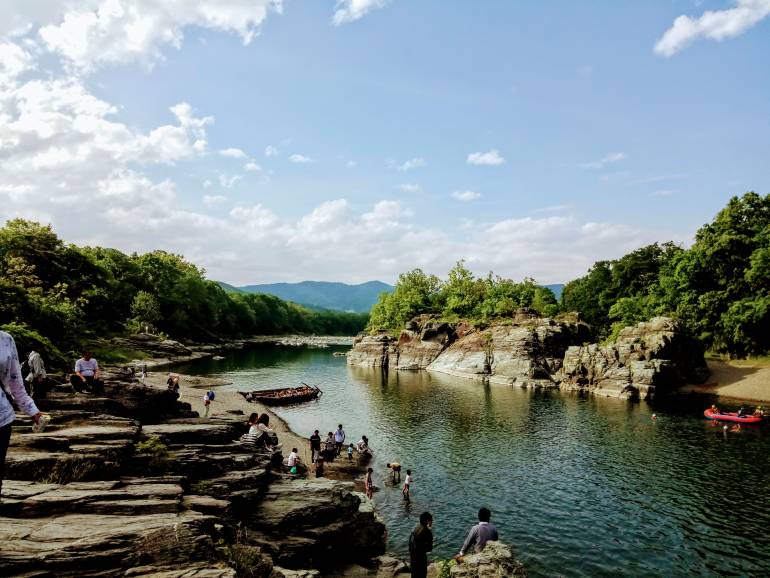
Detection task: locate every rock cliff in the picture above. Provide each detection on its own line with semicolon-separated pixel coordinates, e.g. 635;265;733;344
560;316;709;399
348;314;708;399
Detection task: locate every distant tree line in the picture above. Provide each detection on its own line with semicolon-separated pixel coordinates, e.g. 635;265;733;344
0;219;368;365
369;192;769;358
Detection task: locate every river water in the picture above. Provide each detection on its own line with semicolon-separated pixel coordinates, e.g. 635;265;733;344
177;345;770;577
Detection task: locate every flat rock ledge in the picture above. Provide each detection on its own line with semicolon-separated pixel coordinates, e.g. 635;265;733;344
349;314;708;399
0;374;386;577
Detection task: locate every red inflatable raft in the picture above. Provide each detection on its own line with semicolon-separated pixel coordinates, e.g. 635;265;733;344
704;409;763;424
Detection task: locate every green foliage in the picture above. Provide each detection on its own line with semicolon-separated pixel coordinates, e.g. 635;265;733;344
561;192;770;356
89;345;153;364
438;559;457;578
368;262;560;331
135;436;170;468
0;220;368;366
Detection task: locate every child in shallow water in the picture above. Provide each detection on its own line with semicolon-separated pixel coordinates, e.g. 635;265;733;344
403;469;413;502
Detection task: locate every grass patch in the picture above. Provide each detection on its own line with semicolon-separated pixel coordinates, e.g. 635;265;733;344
90;345;152;364
191;479;214;494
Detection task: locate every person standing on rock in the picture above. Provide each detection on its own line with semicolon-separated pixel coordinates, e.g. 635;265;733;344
409;511;433;578
25;347;47;400
1;331;42;497
324;431;336;462
456;507;499;559
334;423;346;456
309;429;321;463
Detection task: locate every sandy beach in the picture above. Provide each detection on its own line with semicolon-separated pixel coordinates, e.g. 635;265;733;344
682;359;770;403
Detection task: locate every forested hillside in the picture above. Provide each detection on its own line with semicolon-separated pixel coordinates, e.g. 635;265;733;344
0;220;368;364
368;193;769;358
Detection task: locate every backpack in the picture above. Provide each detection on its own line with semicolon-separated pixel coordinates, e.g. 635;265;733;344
207;390;215;401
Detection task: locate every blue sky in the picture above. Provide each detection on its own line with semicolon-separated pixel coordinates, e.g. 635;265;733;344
1;1;768;284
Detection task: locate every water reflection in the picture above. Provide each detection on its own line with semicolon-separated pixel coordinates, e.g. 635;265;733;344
178;346;770;577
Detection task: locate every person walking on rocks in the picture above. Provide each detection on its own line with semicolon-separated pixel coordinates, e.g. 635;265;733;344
26;347;47;399
203;390;215;417
456;507;499;558
409;511;433;578
309;429;321;463
1;331;42;497
334;424;346;456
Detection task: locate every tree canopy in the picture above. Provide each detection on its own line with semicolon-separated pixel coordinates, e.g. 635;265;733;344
560;192;770;356
368;262;558;332
0;219;368;364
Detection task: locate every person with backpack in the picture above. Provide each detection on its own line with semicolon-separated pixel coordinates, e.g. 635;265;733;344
1;331;42;497
409;511;433;578
203;390;215;417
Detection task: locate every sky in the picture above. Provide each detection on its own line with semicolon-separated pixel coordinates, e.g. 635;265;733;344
0;0;769;285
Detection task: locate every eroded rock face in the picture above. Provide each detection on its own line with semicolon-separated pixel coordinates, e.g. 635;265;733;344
394;322;456;370
247;479;386;570
347;334;397;368
427;315;589;388
560;317;709;399
427;541;526;577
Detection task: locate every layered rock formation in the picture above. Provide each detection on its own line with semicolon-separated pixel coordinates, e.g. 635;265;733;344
561;316;709;399
348;313;708;399
1;376;386;577
427;541;526;577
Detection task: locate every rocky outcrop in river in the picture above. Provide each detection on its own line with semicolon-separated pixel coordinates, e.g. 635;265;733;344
561;316;709;399
348;313;708;399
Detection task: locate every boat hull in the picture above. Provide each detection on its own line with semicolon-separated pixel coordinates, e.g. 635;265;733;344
704;409;762;424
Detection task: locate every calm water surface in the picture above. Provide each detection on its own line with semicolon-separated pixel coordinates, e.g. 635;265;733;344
177;345;770;577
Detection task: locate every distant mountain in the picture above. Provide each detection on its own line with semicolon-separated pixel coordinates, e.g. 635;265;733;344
544;283;564;300
217;281;243;293
233;280;393;313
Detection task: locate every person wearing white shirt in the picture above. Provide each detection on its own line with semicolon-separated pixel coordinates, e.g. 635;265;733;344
1;331;42;497
287;448;299;467
334;424;346;456
70;350;103;394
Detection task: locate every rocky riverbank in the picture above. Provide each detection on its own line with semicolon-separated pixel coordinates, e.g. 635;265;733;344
348;312;709;400
2;346;525;576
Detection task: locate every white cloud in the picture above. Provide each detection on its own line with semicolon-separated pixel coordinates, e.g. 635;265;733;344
203;179;213;189
244;161;262;172
655;0;770;57
332;0;389;26
35;0;283;72
289;153;314;164
397;183;421;193
396;157;425;172
651;189;676;197
578;152;626;169
264;145;279;157
218;173;241;188
219;147;247;159
203;194;227;207
452;190;481;202
533;204;570;213
467;149;505;166
0;41;35;83
346;160;357;168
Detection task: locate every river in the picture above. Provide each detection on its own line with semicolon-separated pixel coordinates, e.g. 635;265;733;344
176;345;770;577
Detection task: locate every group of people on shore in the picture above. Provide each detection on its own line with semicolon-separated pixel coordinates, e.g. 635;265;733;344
408;507;500;578
307;424;373;479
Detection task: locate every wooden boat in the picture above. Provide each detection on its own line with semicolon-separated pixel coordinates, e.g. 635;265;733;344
704;408;763;424
239;383;322;405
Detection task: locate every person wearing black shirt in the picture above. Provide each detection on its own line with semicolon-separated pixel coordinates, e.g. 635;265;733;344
309;429;322;463
409;511;433;578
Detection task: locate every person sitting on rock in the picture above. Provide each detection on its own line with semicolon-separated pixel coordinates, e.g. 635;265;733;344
166;373;180;398
456;507;499;559
70;350;103;394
